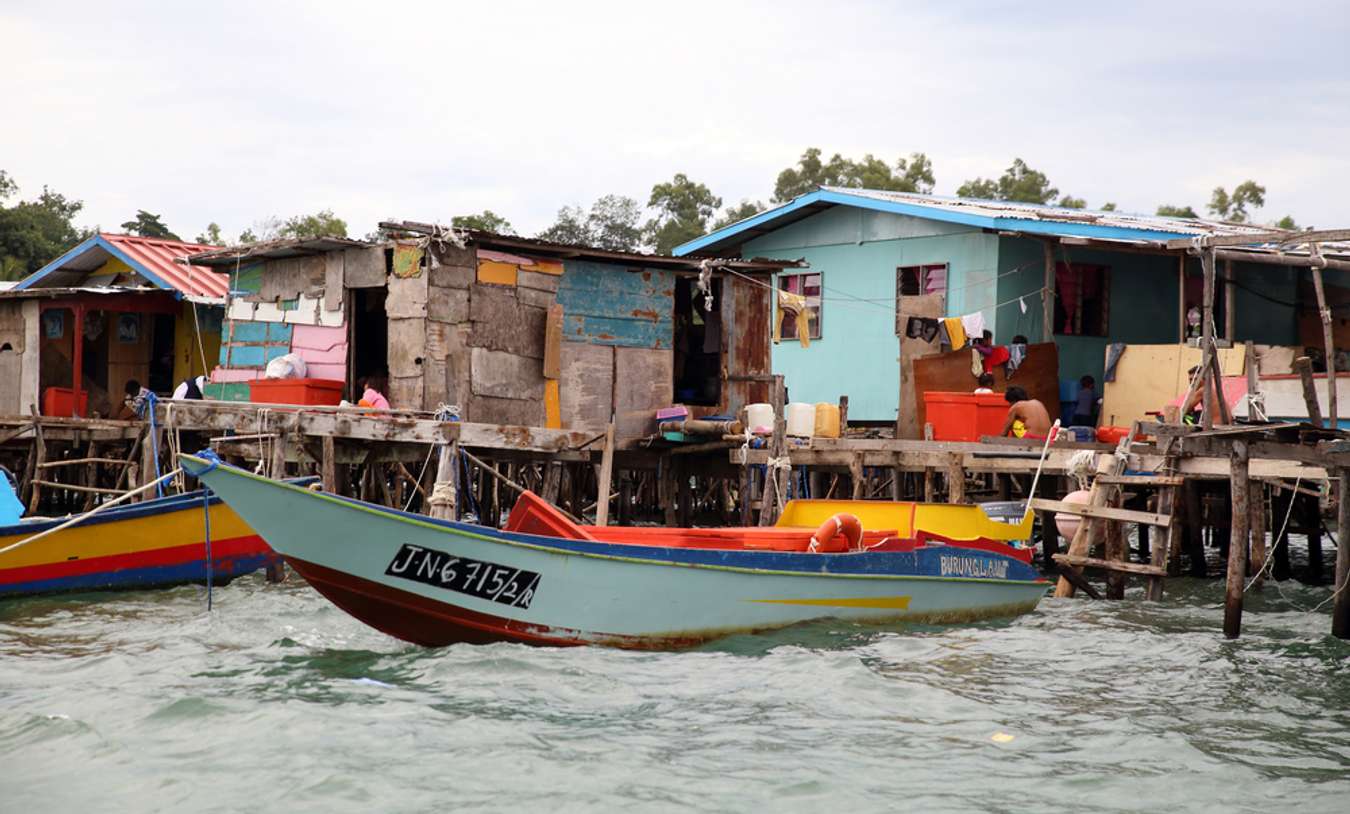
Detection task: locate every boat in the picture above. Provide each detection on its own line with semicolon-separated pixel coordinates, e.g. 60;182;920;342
180;453;1050;649
0;487;282;598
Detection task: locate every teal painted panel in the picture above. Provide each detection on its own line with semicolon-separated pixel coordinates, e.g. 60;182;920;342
231;321;269;343
229;344;267;366
747;206;969;253
742;220;996;422
203;382;252;402
556;261;672;349
265;345;290;362
233;264;263;295
267;323;293;343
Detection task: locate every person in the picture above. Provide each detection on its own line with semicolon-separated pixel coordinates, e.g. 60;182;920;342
171;375;206;400
115;379;151;420
1181;365;1221;424
358;374;391;410
973;373;995;394
1071;375;1097;426
1001;386;1052;440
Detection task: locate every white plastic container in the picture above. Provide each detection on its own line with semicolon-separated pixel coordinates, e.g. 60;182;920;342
785;402;815;437
745;403;774;434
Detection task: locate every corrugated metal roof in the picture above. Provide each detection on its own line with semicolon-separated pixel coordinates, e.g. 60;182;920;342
186;236;376;267
673;187;1299;257
14;233;229;299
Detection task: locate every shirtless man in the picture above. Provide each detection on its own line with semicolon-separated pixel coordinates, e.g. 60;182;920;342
1000;386;1052;439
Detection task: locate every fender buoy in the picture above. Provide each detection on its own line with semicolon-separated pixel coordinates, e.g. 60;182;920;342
810;513;863;553
1054;489;1092;540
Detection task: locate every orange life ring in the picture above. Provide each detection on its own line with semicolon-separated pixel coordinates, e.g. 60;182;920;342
809;513;863;553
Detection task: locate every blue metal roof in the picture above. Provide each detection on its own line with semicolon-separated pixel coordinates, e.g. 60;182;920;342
673;188;1275;256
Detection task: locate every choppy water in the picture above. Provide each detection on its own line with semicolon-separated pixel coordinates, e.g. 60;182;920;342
2;564;1348;813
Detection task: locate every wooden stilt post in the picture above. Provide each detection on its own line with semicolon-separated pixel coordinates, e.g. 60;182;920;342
1294;356;1324;428
1104;521;1127;600
1054;455;1116;598
945;453;965;504
759;376;787;526
890;452;903;501
270;430;287;480
595;421;616;527
1311;263;1338;427
1224;440;1250;639
1333;468;1350;639
139;425;162;503
923;467;935;503
849;454;865;500
1200;247;1217;431
321;435;337;493
427;440;458;520
26;406;46;515
1249;481;1267;591
1042;240;1056;342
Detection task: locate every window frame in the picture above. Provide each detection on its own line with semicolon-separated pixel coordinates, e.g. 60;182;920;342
778;271;823;341
1053;262;1110;337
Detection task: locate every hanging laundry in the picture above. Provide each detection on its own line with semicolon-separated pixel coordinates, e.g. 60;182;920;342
774;289;813;348
942;316;967;349
971;348;983;377
960;311;986;341
1019;296;1027;314
937;321;951;350
982;345;1011;374
1008;342;1028;373
1104;342;1127;382
905;316;940;343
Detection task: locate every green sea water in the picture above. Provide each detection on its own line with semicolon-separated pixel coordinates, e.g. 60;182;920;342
2;567;1347;813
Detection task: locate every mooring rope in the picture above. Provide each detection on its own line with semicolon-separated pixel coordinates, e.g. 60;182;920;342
141;392;165;498
194;450;223;611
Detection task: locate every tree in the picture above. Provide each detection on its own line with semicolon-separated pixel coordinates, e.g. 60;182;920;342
278;209;347;240
1056;195;1087;209
452;210;515;234
0;172;87;281
195;222;225;245
773;148;935;202
536;205;589;245
1207;181;1266;223
956;158;1062;204
1156;204;1199;219
713;199;766;230
120;209;179;240
1100;202;1117;211
586;195;642;252
644;173;722;255
1274;215;1299;230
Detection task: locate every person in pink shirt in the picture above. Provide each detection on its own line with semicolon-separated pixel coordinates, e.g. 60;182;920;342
358;374;391;410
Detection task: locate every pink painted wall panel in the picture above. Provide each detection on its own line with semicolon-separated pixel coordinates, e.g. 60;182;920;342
211;367;262;383
305;363;347;381
292;324;348;369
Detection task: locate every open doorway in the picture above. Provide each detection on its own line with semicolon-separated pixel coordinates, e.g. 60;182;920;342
673;277;722;406
349;287;388;401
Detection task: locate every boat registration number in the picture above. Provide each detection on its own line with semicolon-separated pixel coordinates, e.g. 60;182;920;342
385;544;541;609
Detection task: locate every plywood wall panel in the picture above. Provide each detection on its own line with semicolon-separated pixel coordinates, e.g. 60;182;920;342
559;341;612;430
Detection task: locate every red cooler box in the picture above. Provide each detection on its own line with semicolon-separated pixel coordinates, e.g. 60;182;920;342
248;378;345;406
923;391;1008;442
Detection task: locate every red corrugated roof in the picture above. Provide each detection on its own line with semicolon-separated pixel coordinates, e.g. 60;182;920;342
100;233;230;298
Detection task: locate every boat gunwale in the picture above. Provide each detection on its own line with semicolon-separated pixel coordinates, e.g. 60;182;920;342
182;456;1050;588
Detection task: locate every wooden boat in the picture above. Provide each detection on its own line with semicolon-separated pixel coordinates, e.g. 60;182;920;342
182;453;1049;649
0;488;280;598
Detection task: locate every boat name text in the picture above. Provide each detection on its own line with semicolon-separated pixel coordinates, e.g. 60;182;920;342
938;555;1008;579
385;544;540;609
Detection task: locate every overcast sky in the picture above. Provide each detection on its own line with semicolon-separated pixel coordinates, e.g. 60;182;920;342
3;0;1347;243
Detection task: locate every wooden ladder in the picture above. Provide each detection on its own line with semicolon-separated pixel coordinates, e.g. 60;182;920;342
1032;423;1185;600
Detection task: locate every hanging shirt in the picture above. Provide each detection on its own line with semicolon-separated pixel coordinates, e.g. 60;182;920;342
943;317;967;349
960;311;986;341
1008;342;1028;372
774;290;813;348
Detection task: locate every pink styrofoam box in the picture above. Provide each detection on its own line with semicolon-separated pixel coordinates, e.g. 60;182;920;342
292;325;348;365
305;363;347;381
211;367;262;383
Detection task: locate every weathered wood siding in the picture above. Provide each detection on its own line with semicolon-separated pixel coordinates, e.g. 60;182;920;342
555;261;673;349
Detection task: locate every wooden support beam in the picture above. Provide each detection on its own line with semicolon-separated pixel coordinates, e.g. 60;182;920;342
1311;265;1338;427
759;376;788;526
1201;248;1216;431
1334;468;1350;639
1294;356;1324;428
595;422;616;527
849;454;865;500
1054;554;1167;578
1043;240;1056;342
1028;498;1171;527
945;453;965;504
26;406;45;514
1096;474;1185;487
1224;440;1250;639
1249;480;1267;591
321;435;337;493
1054;561;1103;599
1213;247;1350;272
1165;228;1350;250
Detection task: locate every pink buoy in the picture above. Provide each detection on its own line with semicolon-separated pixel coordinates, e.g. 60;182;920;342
1054;489;1093;540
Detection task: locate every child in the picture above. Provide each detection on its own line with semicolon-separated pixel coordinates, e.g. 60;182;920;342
1072;375;1097;427
358;374;391;410
973;373;995;394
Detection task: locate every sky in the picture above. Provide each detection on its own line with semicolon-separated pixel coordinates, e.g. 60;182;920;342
2;0;1348;243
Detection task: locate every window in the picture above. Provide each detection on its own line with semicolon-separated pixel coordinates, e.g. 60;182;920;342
1054;263;1109;336
897;264;948;297
778;272;822;341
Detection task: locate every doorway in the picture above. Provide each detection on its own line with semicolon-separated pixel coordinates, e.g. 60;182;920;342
673;277;722;406
350;287;388;400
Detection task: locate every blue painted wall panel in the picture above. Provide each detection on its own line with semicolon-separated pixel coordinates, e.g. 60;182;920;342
231;321;269;343
228;345;266;367
556;260;673;349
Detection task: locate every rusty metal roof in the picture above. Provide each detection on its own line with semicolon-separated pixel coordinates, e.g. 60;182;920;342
185;235;377;267
13;233;230;299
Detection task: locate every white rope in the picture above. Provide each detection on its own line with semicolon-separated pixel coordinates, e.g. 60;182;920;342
1066;449;1097;490
763;455;793;515
0;468;183;557
1245;476;1302;592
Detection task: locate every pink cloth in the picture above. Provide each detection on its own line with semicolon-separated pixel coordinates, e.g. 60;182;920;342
1167;376;1248;409
362;387;391;410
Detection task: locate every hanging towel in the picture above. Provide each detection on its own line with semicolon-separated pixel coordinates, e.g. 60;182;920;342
937;321;951;350
1008;342;1028;373
774;289;813;348
971;347;983;377
1104;342;1127;382
943;316;967;349
961;311;986;341
905;316;940;343
983;345;1011;374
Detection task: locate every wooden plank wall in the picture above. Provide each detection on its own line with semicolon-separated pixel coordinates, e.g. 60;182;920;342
896;292;946;439
913;342;1061;432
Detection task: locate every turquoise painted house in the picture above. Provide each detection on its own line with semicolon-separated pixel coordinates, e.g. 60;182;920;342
675;188;1349;429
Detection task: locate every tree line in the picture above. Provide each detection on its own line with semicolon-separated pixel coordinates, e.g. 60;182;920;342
0;154;1303;280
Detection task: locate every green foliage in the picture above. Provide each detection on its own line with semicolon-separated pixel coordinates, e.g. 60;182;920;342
451;210;515;235
538;195;644;251
644;173;722;255
1100;202;1117;212
1156;204;1199;219
956;158;1061;204
1057;195;1087;209
278;209;347;240
0;171;87;281
1274;214;1299;230
536;205;589;246
713;199;766;231
195;222;225;245
772;148;934;202
120;209;179;240
1207;181;1265;223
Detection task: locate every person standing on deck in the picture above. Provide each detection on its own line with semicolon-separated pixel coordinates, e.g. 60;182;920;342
1000;386;1052;440
1071;375;1097;426
1180;365;1222;424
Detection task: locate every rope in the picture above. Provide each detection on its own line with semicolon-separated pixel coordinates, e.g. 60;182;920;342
763;455;792;515
141;392;165;498
1245;476;1301;592
194;450;223;611
0;467;184;557
1066;449;1097;490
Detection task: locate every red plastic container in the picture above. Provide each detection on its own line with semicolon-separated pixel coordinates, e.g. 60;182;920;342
923;391;1008;442
248;378;345;406
42;387;90;417
1095;426;1146;445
